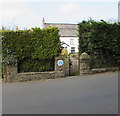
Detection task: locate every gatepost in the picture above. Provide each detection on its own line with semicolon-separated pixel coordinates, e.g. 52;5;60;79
4;64;18;82
80;52;91;75
55;54;65;78
3;54;18;82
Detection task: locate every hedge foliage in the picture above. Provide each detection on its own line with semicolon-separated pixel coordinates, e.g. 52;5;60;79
78;20;120;68
2;27;61;72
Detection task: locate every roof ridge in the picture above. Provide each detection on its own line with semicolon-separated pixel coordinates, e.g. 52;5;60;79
45;23;78;25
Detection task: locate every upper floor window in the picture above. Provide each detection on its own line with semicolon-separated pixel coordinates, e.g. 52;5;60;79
70;38;74;45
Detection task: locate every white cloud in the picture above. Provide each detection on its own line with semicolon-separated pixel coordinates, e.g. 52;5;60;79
60;3;80;14
2;2;41;29
1;1;118;29
2;3;30;19
59;2;117;23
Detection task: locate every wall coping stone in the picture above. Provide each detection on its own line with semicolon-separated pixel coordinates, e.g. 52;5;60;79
91;67;119;74
17;71;55;75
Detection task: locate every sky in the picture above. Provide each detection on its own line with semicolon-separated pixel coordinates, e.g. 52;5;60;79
0;0;119;30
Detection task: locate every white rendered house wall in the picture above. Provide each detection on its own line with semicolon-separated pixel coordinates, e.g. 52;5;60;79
60;37;79;54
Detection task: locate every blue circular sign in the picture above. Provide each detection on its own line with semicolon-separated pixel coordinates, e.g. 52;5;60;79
57;60;64;66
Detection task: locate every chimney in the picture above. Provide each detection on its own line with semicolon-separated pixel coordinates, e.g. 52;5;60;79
16;26;19;31
42;18;45;28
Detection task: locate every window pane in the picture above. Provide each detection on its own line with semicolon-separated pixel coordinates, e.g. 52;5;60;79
71;47;75;53
70;39;74;45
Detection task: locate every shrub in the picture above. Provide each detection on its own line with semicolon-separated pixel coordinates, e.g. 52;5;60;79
2;27;61;72
78;20;120;68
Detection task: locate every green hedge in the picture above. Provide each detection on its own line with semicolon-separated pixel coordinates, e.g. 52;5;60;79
78;20;120;68
18;58;55;72
2;27;61;72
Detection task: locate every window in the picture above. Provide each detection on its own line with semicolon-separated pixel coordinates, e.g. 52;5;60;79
70;38;74;45
71;47;75;53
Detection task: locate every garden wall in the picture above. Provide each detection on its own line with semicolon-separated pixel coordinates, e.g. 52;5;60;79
3;54;66;83
14;72;56;82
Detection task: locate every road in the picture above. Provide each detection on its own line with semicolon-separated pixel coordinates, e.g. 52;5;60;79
2;72;118;114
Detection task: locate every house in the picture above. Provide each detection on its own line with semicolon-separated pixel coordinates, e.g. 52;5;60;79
42;18;79;54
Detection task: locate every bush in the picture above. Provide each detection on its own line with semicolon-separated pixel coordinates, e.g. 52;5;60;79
2;27;61;72
18;58;55;72
78;20;120;68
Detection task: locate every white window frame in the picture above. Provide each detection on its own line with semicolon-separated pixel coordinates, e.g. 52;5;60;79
71;47;75;53
70;38;74;45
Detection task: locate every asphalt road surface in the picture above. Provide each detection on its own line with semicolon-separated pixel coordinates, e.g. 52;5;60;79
2;72;118;114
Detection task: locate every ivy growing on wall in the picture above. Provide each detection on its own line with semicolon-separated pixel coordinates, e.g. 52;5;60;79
78;20;120;68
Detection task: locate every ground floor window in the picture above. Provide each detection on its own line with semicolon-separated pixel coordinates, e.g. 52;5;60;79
71;47;75;53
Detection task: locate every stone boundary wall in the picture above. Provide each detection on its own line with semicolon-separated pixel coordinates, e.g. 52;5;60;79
3;53;119;83
14;71;56;82
3;54;66;83
4;70;66;83
4;67;119;82
91;67;119;74
9;71;66;83
80;52;91;75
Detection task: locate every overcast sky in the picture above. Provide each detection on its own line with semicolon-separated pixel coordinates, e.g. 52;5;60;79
1;0;119;30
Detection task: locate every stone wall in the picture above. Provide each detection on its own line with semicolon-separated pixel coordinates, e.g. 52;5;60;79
3;65;18;82
3;53;119;83
79;52;119;75
55;54;65;77
91;67;119;74
3;54;66;83
4;69;66;83
14;72;56;82
80;52;91;75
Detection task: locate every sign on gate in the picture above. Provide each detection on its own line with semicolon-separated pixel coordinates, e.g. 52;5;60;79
57;60;64;66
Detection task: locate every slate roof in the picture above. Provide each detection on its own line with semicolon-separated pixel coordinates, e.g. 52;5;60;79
44;23;78;37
